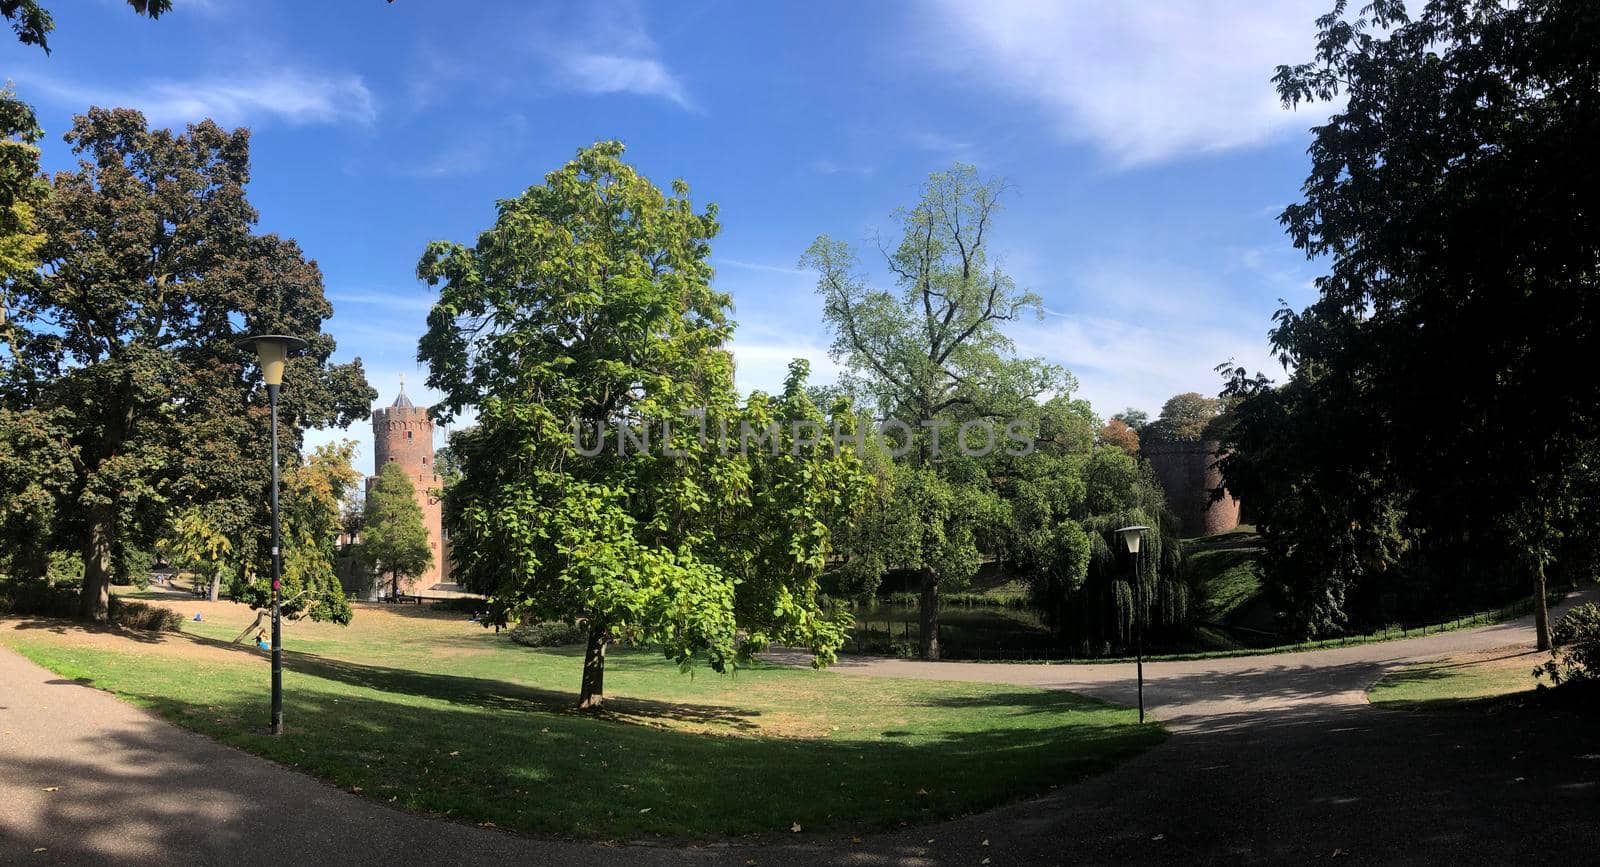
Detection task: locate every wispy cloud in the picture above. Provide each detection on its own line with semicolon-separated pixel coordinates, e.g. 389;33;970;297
326;289;436;314
715;258;808;277
810;159;876;177
22;68;377;127
551;52;691;108
920;0;1333;167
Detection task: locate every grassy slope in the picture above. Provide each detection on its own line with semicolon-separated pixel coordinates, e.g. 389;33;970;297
1368;652;1541;708
0;597;1164;841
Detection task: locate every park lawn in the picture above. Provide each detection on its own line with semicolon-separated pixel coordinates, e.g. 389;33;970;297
0;598;1165;841
1367;650;1543;708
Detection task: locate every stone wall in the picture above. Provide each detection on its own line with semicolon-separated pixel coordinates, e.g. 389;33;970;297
1141;439;1241;538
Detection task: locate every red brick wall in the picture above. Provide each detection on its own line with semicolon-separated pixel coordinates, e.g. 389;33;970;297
1141;439;1242;538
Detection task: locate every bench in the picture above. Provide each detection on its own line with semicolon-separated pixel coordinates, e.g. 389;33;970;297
384;593;424;605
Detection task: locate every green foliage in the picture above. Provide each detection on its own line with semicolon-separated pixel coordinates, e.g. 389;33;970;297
231;442;360;624
1141;392;1219;443
1220;0;1600;638
0;86;47;284
1536;603;1600;687
0;576;76;616
1;107;374;621
419;142;870;703
357;461;433;597
806;164;1067;658
3;0;169;53
163;505;235;599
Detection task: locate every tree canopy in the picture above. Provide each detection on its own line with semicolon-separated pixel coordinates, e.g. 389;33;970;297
1221;0;1600;640
0;107;374;620
419;141;870;709
358;461;433;600
804;164;1068;659
3;0;168;53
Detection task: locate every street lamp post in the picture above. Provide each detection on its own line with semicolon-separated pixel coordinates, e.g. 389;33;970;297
236;334;307;736
1116;525;1150;724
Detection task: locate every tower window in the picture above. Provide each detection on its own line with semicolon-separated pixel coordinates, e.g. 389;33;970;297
406;430;413;439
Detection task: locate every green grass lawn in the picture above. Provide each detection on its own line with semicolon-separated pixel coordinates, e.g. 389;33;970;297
1368;652;1541;708
0;598;1164;841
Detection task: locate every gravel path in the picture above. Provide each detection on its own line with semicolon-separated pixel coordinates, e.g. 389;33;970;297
2;592;1595;865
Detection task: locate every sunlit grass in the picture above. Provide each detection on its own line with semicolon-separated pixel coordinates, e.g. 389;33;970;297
2;596;1164;840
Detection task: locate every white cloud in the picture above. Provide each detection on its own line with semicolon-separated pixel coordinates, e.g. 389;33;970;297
730;339;842;397
552;52;691;108
922;0;1333;167
24;68;377;127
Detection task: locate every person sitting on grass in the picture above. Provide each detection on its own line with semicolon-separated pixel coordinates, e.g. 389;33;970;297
255;629;270;651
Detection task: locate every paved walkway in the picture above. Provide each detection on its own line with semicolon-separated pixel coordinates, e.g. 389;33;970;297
2;593;1596;865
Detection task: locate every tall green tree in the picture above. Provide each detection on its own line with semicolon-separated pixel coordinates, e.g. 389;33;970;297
1224;0;1600;642
803;164;1062;658
3;0;168;52
0;107;374;621
358;461;433;600
421;141;868;709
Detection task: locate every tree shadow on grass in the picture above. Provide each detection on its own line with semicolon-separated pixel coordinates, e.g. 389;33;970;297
169;628;767;732
9;616;169;644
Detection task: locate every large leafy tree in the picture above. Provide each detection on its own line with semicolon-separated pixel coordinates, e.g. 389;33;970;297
1;107;374;621
1141;392;1220;443
358;461;433;599
803;164;1063;658
1225;0;1600;642
3;0;168;53
420;141;868;709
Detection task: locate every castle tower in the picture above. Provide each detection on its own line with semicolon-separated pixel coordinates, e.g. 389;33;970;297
368;380;449;593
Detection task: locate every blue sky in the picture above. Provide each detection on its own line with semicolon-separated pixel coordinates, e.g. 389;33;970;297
9;0;1333;470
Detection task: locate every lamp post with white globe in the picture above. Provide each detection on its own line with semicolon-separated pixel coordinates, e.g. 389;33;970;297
1116;525;1150;724
235;334;307;736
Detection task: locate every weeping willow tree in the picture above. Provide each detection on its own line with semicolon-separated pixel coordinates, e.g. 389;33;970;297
1027;447;1188;656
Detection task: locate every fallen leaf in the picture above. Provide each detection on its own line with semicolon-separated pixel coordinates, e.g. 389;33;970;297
791;822;802;833
639;807;652;814
480;821;496;828
33;848;47;853
981;839;990;846
448;751;460;757
1332;849;1348;858
982;860;991;865
41;787;59;792
916;788;929;796
350;786;363;794
851;837;862;845
1151;833;1165;841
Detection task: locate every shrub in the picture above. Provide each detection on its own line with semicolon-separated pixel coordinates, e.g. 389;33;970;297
430;597;487;615
508;619;588;648
1536;603;1600;686
106;597;183;632
0;579;78;617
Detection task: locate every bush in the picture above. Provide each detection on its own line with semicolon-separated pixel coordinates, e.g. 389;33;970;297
0;579;78;617
508;619;588;648
430;597;487;615
107;597;183;632
1536;603;1600;686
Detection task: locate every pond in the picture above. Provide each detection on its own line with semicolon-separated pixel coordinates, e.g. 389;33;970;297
845;602;1069;661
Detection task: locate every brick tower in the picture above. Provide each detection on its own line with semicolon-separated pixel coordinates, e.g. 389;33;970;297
369;379;449;593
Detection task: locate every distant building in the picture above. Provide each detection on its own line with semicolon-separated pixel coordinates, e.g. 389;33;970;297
361;384;453;596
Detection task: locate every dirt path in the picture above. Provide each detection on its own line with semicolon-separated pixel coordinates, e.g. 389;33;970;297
2;592;1596;865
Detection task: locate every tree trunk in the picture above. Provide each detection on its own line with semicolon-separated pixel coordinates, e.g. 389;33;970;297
391;570;399;600
1534;559;1551;652
207;570;221;603
577;623;608;711
78;505;114;622
918;568;941;660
